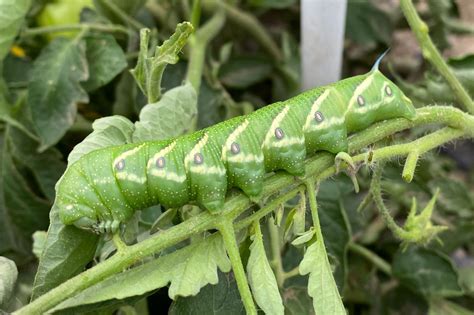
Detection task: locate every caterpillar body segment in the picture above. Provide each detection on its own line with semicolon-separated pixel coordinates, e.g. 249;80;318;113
56;69;416;233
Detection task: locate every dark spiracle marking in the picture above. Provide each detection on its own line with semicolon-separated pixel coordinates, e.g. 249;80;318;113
357;95;365;106
385;85;393;96
274;127;284;140
156;157;165;168
115;159;125;171
314;111;324;123
230;142;240;154
194;153;204;165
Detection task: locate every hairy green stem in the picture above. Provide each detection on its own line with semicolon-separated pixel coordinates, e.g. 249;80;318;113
202;0;282;61
186;8;226;92
20;23;131;38
15;107;474;314
402;151;419;183
370;163;413;240
400;0;474;114
348;243;392;276
217;219;257;315
102;0;146;31
282;266;300;281
305;180;345;305
185;7;225;132
268;217;285;288
191;0;202;29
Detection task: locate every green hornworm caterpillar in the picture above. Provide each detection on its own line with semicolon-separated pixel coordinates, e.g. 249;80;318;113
56;60;416;234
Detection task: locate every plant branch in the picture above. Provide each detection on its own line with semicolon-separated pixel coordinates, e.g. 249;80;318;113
400;0;474;114
217;219;257;315
186;8;226;92
20;23;131;38
268;217;285;288
15;106;474;314
102;0;146;31
348;243;392;276
202;0;282;61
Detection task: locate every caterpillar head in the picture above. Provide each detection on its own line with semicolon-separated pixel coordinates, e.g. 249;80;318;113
56;159;120;234
344;70;416;132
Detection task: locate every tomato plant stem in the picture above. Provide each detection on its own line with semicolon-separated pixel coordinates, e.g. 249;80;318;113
268;217;285;287
400;0;474;114
217;219;257;315
14;106;474;315
20;23;130;38
348;243;392;276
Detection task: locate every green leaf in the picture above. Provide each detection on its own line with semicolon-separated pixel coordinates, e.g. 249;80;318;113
429;178;474;218
428;298;474;315
169;271;245;315
291;228;315;246
458;264;474;295
82;33;127;92
31;204;99;300
318;179;352;289
133;83;197;142
283;286;314;315
0;127;52;259
219;56;273;89
382;286;428;315
197;79;226;129
0;256;17;308
345;0;393;45
299;240;346;315
93;0;146;24
7;126;65;201
392;247;463;298
248;0;296;9
27;38;89;151
131;23;193;103
52;234;231;311
247;223;284;315
0;0;31;61
68;115;135;164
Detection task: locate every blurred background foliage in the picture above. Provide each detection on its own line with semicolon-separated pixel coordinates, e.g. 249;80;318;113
0;0;473;314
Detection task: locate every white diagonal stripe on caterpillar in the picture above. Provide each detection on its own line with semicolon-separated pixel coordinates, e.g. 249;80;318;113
147;141;177;169
185;133;209;169
304;88;331;132
113;143;147;167
346;74;375;113
263;105;290;148
222;119;249;160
